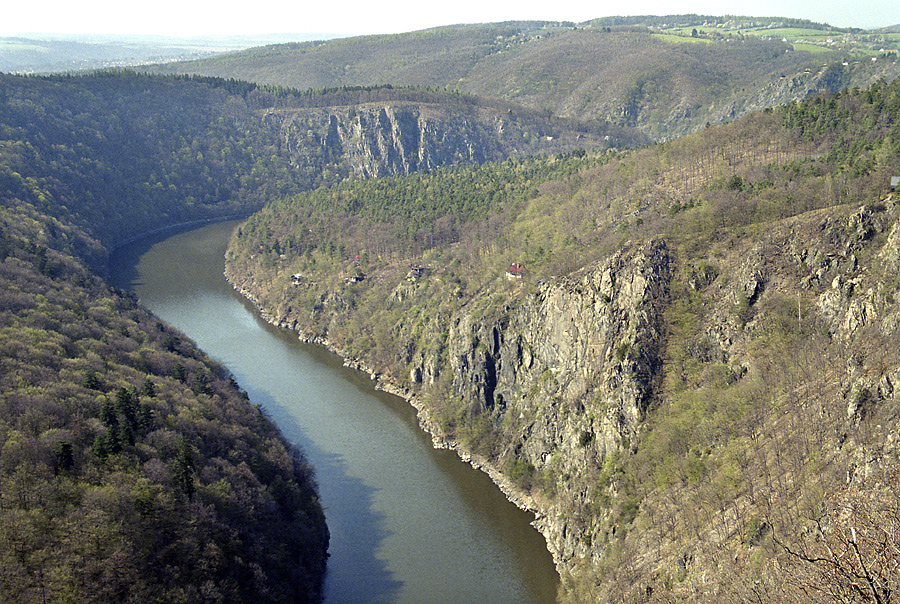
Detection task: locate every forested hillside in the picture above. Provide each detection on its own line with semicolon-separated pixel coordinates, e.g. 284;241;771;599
226;78;900;602
0;70;626;603
0;72;616;270
146;18;900;140
0;72;337;603
0;216;329;603
0;73;285;268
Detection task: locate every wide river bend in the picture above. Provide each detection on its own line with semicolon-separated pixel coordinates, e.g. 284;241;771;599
109;220;559;604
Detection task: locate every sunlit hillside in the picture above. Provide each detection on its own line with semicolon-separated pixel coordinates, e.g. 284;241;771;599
147;17;900;139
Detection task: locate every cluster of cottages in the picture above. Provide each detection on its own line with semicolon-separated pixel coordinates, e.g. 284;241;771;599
405;262;525;283
405;262;526;283
288;176;900;292
297;261;527;285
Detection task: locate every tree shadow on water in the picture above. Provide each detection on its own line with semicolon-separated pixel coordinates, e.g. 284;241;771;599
314;450;402;604
247;391;403;604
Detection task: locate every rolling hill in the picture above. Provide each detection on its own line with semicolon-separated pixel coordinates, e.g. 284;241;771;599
146;17;900;140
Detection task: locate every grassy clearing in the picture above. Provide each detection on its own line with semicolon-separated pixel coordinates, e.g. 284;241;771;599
756;27;844;38
792;42;833;54
652;33;713;45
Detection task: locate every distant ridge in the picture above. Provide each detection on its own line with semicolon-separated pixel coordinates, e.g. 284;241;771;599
144;17;900;140
0;33;345;74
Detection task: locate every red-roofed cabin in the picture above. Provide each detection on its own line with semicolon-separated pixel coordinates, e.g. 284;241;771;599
507;263;524;279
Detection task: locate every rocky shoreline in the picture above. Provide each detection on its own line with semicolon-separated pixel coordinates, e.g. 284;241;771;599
225;274;563;572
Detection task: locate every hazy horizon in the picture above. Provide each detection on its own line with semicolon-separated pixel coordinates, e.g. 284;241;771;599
3;0;897;38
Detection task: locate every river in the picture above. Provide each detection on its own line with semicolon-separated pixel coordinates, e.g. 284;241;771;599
109;220;559;604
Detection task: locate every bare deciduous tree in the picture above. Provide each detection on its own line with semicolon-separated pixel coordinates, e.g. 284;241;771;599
774;461;900;603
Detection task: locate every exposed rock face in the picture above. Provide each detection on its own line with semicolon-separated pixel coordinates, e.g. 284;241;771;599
450;239;669;446
268;102;606;180
332;105;488;177
415;240;672;564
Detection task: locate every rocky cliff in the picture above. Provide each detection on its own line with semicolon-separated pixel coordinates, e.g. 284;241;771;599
435;241;671;564
227;198;900;601
266;100;622;182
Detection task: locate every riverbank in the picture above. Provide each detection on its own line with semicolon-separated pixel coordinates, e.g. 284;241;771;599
225;275;563;576
118;220;557;604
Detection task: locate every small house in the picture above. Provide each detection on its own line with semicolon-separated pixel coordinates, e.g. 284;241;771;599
507;263;524;280
892;176;900;192
408;265;428;281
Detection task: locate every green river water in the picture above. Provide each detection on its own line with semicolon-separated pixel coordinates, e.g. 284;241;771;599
109;220;559;604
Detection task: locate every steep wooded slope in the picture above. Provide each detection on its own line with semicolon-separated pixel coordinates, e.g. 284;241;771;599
225;79;900;602
0;70;628;603
0;72;336;603
0;217;329;603
0;72;622;271
147;20;900;140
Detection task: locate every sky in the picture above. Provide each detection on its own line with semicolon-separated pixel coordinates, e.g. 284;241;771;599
3;0;898;38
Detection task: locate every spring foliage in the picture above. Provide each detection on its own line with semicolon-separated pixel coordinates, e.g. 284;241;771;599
0;72;334;603
226;76;900;602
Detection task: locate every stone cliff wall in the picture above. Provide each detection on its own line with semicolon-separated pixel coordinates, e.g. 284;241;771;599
435;240;671;564
266;102;603;180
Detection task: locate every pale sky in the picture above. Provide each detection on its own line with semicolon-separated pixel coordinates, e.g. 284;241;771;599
3;0;898;37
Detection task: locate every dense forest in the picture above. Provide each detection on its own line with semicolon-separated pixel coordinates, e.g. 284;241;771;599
226;77;900;601
0;72;342;603
0;219;329;603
